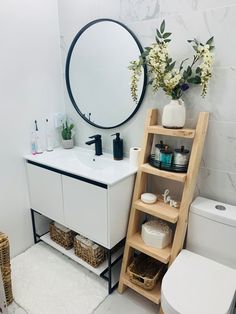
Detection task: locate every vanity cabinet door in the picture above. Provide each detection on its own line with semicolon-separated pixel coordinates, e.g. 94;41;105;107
62;176;108;247
27;163;64;224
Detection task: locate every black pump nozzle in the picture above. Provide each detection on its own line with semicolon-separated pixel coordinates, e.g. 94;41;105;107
111;133;120;139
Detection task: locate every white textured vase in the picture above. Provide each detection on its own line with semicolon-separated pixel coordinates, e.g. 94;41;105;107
162;99;186;129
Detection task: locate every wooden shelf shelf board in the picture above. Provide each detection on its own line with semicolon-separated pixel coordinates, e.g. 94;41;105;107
127;233;171;264
141;163;187;183
147;125;195;138
134;199;179;223
41;233;123;276
123;273;161;304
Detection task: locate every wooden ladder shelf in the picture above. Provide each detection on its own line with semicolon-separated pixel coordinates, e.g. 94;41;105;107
118;109;209;305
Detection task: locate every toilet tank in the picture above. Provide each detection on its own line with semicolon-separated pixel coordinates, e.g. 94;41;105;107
186;197;236;269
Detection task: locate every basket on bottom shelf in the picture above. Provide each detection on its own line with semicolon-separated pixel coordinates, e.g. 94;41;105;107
127;254;164;290
0;232;13;305
74;235;107;268
49;222;76;250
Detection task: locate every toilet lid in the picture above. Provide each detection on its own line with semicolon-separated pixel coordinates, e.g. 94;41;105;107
161;250;236;314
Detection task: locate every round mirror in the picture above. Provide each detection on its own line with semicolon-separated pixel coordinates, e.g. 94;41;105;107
65;19;147;129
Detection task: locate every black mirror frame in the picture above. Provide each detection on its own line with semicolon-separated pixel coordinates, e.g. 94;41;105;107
65;18;147;129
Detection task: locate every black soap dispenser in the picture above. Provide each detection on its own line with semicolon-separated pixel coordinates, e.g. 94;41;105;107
111;133;123;160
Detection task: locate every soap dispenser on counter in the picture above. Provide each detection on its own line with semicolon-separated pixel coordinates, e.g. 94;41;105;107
111;133;123;160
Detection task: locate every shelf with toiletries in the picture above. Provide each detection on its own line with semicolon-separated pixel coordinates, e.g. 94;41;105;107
150;140;191;173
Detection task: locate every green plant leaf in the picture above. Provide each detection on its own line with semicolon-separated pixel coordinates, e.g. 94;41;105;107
156;28;162;38
196;67;201;73
188;76;201;84
156;36;160;44
148;79;154;85
187;66;192;76
179;58;189;71
168;61;176;72
163;32;171;38
160;20;165;33
187;39;193;43
206;36;214;45
164;39;171;43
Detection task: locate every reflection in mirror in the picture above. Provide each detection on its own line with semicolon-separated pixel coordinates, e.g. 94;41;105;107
66;19;147;129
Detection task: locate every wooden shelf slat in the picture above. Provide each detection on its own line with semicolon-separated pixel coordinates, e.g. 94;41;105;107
134;199;179;223
141;163;187;183
147;125;195;138
122;273;161;304
128;233;171;264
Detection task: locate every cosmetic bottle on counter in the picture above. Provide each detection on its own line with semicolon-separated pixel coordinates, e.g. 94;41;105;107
111;133;123;160
45;118;53;152
31;132;37;155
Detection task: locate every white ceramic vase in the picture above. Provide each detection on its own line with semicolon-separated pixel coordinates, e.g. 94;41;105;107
162;99;186;129
62;139;74;149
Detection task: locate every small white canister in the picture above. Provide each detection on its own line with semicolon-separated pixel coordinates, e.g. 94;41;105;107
173;145;190;166
141;220;172;249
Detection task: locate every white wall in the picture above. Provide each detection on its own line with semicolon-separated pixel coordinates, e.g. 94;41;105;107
58;0;236;206
0;0;64;256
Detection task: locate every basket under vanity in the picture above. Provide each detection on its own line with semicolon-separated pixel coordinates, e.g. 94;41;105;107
24;147;136;294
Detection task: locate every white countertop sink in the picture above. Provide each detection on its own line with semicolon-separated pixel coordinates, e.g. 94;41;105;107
24;147;137;186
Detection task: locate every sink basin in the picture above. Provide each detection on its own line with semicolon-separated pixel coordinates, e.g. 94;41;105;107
24;147;137;185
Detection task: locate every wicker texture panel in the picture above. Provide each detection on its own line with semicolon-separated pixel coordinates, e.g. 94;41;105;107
74;237;106;268
127;254;164;290
0;232;13;305
49;223;76;250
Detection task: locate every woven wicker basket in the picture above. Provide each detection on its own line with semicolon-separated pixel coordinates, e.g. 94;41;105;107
74;235;106;268
49;223;76;250
0;232;13;305
127;254;164;290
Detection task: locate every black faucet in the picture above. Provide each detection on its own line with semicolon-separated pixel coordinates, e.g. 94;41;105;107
85;134;103;156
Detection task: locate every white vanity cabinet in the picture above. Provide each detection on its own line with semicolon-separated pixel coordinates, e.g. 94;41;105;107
26;157;135;249
62;175;108;247
27;163;64;224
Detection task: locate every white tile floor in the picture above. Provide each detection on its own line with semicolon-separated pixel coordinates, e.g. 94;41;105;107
8;289;159;314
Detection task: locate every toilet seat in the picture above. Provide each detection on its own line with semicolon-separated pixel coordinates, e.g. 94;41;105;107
161;250;236;314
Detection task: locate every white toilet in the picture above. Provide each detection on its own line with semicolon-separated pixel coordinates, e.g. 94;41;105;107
161;197;236;314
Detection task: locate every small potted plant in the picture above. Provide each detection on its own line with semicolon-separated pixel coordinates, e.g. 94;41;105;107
61;121;74;149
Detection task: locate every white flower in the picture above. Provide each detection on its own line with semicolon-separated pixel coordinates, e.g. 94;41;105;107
198;46;214;96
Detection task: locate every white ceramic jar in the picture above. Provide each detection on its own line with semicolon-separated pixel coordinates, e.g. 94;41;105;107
162;99;186;129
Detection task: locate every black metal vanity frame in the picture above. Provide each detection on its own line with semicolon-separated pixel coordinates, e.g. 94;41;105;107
28;160;125;294
65;18;147;129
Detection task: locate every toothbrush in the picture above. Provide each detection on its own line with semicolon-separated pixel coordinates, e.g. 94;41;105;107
34;120;43;154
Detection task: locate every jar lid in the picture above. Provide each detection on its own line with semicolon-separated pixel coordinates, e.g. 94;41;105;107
160;145;172;154
155;140;165;149
175;145;189;154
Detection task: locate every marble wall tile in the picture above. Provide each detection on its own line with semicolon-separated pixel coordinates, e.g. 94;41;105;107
202;120;236;173
159;0;236;15
120;0;160;22
197;167;236;205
